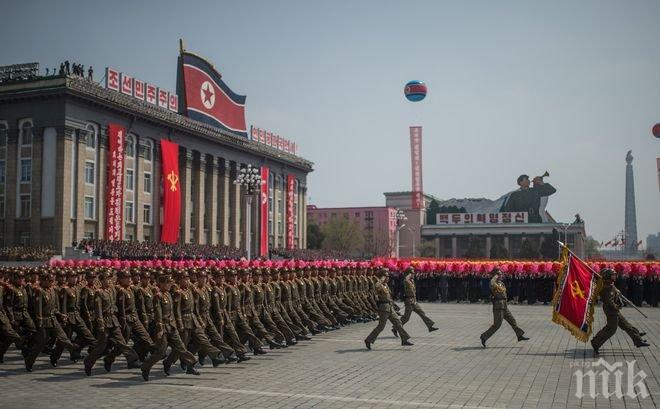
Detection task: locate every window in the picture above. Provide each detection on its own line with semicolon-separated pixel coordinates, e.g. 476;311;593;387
143;204;152;225
125;233;134;241
143;172;152;194
126;169;134;191
84;196;95;219
20;120;33;146
85;161;95;184
0;195;4;218
0;160;5;183
20;159;31;183
20;195;30;218
83;232;94;240
20;232;30;247
125;201;134;223
144;140;153;162
126;134;135;157
85;123;97;149
0;123;7;147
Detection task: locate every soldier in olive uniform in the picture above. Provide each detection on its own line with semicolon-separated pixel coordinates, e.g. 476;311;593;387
480;269;529;347
141;274;198;381
51;270;96;366
393;268;438;337
0;271;31;362
226;269;267;355
84;271;139;375
209;269;251;362
191;270;237;365
364;270;413;350
163;272;221;374
25;272;80;372
115;270;155;362
591;269;649;355
134;270;155;361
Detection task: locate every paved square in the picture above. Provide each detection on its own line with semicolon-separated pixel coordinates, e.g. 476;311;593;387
0;303;657;409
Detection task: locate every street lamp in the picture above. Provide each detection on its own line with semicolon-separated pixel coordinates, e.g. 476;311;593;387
395;209;407;259
233;164;263;260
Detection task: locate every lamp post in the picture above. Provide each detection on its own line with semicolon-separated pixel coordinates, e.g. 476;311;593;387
395;209;407;258
233;164;263;260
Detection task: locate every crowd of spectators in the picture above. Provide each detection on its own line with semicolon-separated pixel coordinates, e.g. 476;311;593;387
270;248;352;260
76;240;245;260
0;246;54;261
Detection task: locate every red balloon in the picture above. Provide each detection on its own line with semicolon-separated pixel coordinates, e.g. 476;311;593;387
653;123;660;138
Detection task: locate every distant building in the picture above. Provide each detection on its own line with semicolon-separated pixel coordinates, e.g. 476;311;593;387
306;205;397;257
648;233;660;254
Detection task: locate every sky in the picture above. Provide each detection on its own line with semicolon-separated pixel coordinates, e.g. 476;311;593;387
1;0;659;246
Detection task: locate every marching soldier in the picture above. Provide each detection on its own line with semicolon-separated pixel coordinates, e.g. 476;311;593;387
364;270;413;350
25;272;81;372
240;269;285;350
480;269;529;347
163;272;221;374
393;267;438;337
591;269;649;355
141;273;198;381
226;269;267;355
51;270;96;366
115;270;155;362
0;271;28;362
191;270;236;365
84;270;139;375
209;269;251;362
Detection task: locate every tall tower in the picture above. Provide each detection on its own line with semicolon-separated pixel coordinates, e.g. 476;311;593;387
624;150;638;252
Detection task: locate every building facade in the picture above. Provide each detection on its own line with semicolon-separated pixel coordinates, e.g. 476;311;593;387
0;74;312;253
306;205;397;257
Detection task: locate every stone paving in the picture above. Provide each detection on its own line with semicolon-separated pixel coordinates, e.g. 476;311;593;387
0;303;657;409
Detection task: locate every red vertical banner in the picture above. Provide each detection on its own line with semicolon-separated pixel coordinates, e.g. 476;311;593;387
260;167;270;257
286;174;295;249
160;140;181;243
105;124;125;241
410;126;423;209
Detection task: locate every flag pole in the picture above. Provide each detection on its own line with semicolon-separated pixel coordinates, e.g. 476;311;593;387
557;241;648;319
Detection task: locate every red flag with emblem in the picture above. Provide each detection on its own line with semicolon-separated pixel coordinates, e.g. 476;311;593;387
160;140;181;244
551;247;602;342
260;166;269;257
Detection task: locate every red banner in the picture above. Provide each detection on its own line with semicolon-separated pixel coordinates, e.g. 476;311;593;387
260;167;270;257
286;174;295;249
160;140;181;244
551;248;601;342
410;126;423;209
105;124;125;241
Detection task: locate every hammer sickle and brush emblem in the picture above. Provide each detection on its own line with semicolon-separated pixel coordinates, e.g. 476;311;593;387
570;280;586;300
167;171;179;192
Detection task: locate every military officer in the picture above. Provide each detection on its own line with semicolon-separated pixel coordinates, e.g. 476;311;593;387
364;269;413;350
393;267;438;337
591;269;649;355
480;269;529;347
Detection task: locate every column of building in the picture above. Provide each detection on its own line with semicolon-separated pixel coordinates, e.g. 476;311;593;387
206;156;219;245
193;151;206;244
220;159;230;246
29;128;42;243
179;148;192;244
3;126;17;245
74;130;86;242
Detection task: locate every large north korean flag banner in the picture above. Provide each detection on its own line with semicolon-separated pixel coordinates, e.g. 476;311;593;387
179;52;247;137
160;140;181;244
